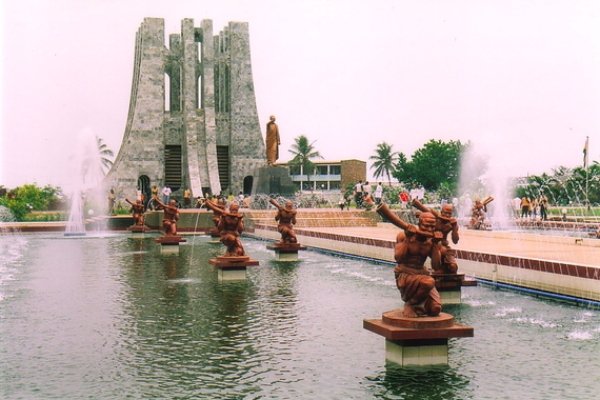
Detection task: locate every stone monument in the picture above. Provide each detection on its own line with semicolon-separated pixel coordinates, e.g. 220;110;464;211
105;18;266;202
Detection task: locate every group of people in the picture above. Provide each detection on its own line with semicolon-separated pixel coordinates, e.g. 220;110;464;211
338;181;424;211
348;181;384;210
516;195;548;221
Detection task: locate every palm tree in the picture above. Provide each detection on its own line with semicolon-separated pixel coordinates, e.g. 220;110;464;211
96;136;114;175
288;135;322;191
369;142;398;185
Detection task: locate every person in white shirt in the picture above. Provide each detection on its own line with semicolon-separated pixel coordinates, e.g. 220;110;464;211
374;182;383;204
161;186;172;204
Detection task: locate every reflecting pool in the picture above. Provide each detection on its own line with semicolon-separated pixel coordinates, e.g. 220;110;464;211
1;233;599;399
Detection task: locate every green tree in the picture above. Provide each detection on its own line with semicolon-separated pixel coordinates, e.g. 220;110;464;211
516;161;600;207
369;142;398;185
393;139;465;192
394;152;417;188
0;184;63;221
288;135;322;191
96;136;114;175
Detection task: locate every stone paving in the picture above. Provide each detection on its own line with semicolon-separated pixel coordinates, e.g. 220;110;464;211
307;223;600;268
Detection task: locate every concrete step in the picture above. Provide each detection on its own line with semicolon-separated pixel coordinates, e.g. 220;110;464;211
244;209;378;228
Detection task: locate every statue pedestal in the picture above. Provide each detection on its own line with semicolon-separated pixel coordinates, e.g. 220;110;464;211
251;166;296;195
209;256;259;281
433;274;478;304
267;242;307;261
128;225;152;239
155;235;186;254
363;310;473;366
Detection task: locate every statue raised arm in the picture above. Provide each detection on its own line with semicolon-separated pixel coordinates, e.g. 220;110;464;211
154;198;180;236
269;198;298;243
125;198;145;226
217;202;246;256
373;200;443;318
412;199;460;274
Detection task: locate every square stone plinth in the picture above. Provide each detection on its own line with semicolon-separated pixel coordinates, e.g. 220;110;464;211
275;251;299;261
440;289;462;304
160;244;180;254
209;256;259;282
267;243;307;262
385;339;448;366
218;268;248;281
156;236;186;254
364;311;473;367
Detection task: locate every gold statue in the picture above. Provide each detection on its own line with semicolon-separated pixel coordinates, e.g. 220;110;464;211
265;115;280;166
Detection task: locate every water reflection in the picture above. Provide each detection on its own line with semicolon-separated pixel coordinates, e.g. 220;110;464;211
369;363;471;400
1;234;599;399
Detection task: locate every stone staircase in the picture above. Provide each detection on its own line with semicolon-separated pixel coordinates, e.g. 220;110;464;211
244;209;379;228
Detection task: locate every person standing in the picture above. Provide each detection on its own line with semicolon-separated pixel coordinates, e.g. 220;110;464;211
148;185;159;210
530;198;538;220
183;188;192;209
374;182;383;205
265;115;280;166
338;196;346;211
362;181;372;198
161;186;172;204
354;180;363;208
399;190;410;209
539;194;548;221
520;197;530;219
512;196;521;219
107;188;116;215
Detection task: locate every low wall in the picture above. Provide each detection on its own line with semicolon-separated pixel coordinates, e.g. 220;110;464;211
144;210;214;232
250;224;600;304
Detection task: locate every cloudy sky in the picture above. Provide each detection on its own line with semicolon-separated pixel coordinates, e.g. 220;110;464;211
2;0;599;189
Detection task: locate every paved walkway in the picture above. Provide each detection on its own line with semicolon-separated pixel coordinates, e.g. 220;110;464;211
3;216;599;268
307;223;600;268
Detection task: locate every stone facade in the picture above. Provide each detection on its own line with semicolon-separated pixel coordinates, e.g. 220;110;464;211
340;160;367;189
105;18;265;202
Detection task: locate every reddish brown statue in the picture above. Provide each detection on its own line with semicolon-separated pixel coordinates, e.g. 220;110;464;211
125;198;146;226
469;196;494;230
205;198;227;237
269;198;298;244
375;200;443;318
154;197;180;236
412;199;459;274
217;202;246;256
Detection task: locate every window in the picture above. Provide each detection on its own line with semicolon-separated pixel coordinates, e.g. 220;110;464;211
288;165;301;175
329;165;341;175
164;146;182;191
316;165;328;175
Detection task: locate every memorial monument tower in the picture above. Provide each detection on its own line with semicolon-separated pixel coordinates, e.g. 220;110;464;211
105;18;265;201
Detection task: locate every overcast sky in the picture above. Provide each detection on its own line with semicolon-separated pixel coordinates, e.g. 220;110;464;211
2;0;599;189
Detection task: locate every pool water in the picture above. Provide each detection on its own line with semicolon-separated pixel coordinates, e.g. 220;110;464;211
1;233;599;399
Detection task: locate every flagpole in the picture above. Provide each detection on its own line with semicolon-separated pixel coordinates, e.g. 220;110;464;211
584;136;590;211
